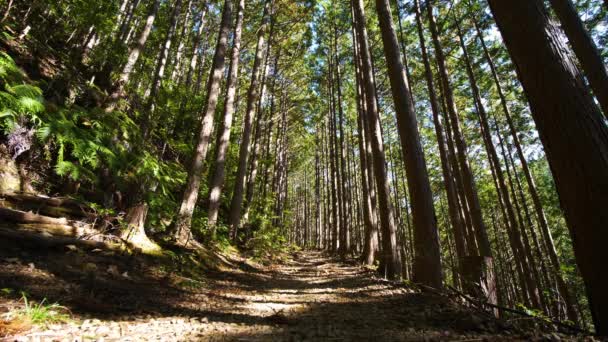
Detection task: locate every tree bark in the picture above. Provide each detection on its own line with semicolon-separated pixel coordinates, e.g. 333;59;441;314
470;15;580;324
171;0;194;82
487;0;608;334
375;0;441;288
334;30;350;258
105;0;160;113
457;19;540;310
1;0;14;23
172;0;233;244
413;0;466;282
352;0;401;279
141;0;183;139
228;0;273;240
207;0;245;232
548;0;608;118
426;0;491;260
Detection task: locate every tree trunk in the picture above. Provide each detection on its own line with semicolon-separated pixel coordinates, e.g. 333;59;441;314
1;0;14;23
228;0;273;240
352;0;401;279
141;0;183;139
328;84;339;252
457;19;540;310
413;0;466;282
471;15;580;325
207;0;245;232
105;0;160;113
334;30;350;258
172;0;233;244
121;203;160;253
487;0;608;334
118;0;141;44
375;0;441;288
171;0;194;82
185;5;208;88
548;0;608;118
426;0;496;302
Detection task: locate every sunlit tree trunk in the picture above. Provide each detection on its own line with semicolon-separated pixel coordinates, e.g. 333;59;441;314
228;0;273;240
426;0;495;302
141;0;183;139
352;0;401;279
207;0;245;233
460;19;547;311
1;0;14;23
334;30;350;258
105;0;160;113
172;0;233;244
470;16;579;324
185;5;208;88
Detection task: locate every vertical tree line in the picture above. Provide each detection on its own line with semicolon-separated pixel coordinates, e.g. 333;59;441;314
3;0;607;334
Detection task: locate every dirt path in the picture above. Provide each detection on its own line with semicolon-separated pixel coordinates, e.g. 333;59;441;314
1;250;565;341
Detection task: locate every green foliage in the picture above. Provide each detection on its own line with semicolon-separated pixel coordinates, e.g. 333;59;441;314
246;218;292;260
16;293;70;326
1;49;185;193
0;53;45;132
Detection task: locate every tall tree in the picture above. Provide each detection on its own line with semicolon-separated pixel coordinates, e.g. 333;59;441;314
470;12;580;324
456;18;542;310
375;0;442;287
413;0;466;283
487;0;608;334
172;0;233;244
548;0;608;117
105;0;160;113
228;0;273;239
353;30;378;265
207;0;246;233
426;0;496;304
352;0;401;279
334;28;351;258
141;0;183;139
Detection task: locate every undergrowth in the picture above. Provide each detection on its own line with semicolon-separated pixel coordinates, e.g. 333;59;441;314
0;291;71;337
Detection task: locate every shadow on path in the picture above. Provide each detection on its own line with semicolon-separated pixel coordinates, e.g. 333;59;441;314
1;243;545;341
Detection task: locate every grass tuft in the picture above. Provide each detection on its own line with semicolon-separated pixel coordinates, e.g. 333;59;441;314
18;293;71;326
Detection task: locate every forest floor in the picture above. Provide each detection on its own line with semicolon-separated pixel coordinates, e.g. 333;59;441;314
0;244;584;341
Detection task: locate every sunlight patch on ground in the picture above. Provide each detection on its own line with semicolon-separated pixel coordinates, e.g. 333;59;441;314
244;302;302;315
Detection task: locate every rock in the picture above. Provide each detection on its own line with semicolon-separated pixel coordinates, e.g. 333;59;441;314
0;146;21;193
95;325;111;336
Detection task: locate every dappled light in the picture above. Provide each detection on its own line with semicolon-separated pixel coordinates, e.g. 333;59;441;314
1;0;608;339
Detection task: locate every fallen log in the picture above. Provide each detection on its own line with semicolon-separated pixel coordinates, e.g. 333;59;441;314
0;193;94;219
0;207;97;232
0;206;69;225
0;224;124;251
1;193;86;208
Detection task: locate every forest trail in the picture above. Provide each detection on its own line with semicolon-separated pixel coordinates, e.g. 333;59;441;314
1;247;552;341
